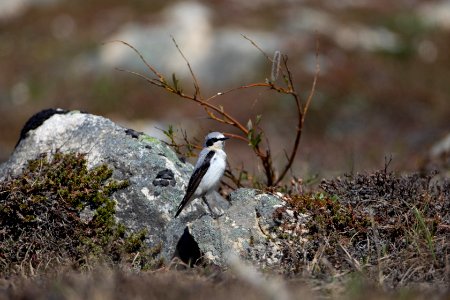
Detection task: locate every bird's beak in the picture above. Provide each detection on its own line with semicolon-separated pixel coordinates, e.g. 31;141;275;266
221;137;230;141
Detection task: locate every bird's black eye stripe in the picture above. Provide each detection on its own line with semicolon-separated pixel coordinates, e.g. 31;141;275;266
206;138;218;147
206;136;228;147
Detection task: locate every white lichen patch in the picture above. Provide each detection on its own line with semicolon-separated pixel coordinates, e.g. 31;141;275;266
160;202;176;220
254;194;266;201
231;237;246;252
26;113;111;169
204;251;219;262
285;209;294;218
33;113;85;144
162;155;187;186
254;192;286;208
141;187;155;201
85;147;105;169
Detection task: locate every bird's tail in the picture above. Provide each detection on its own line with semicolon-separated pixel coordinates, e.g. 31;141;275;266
174;195;189;218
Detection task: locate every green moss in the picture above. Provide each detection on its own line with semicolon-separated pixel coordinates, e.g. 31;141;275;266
139;134;160;144
124;233;164;271
124;228;148;253
0;151;161;276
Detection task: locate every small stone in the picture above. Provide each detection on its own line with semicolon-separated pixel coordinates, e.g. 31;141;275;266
125;128;143;139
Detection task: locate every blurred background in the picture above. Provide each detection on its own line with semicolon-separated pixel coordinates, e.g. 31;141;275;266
0;0;449;181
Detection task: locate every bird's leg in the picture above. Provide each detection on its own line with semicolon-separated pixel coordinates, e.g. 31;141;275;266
201;196;219;219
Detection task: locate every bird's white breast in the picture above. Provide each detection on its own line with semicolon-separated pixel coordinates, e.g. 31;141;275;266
195;150;226;196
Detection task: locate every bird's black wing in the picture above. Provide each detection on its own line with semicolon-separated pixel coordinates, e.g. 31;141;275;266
174;150;215;218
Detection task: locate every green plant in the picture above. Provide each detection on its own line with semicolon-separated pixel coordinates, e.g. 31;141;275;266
161;125;200;158
411;206;436;261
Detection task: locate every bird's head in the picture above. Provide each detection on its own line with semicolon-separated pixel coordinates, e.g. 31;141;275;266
204;132;229;149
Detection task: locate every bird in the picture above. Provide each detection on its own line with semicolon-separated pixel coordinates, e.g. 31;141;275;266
174;132;229;218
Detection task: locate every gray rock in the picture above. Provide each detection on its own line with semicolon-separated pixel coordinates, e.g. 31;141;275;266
185;189;284;266
0;110;283;267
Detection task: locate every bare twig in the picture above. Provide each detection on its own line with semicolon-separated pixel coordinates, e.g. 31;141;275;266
223;132;248;143
302;37;320;119
274;37;320;186
170;35;201;99
241;34;272;62
206;83;271;102
115;68;166;88
113;36;319;186
106;40;165;81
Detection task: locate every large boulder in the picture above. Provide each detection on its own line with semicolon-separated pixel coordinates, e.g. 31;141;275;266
0;109;283;267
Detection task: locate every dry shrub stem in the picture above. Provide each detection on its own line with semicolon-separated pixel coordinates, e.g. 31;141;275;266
110;36;319;186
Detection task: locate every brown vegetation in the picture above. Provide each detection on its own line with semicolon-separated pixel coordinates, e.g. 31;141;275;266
271;169;450;291
1;152;449;299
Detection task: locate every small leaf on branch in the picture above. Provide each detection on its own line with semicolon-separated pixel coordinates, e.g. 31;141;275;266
255;115;262;125
283;75;289;86
247;119;253;130
239;170;249;181
162;125;175;143
172;73;182;94
247;128;262;149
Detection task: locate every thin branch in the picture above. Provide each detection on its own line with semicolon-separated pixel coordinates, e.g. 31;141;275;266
302;37;320;121
120;63;250;135
205;83;271;102
106;40;165;81
115;68;167;89
223;132;248;143
273;57;302;186
221;175;239;189
274;38;320;186
117;57;250;137
241;34;272;62
282;55;296;93
170;35;202;99
223;162;246;189
114;36;319;186
196;99;249;133
204;109;227;123
242;35;288;81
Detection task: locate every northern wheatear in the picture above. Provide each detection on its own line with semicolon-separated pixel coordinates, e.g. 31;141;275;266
174;132;229;218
